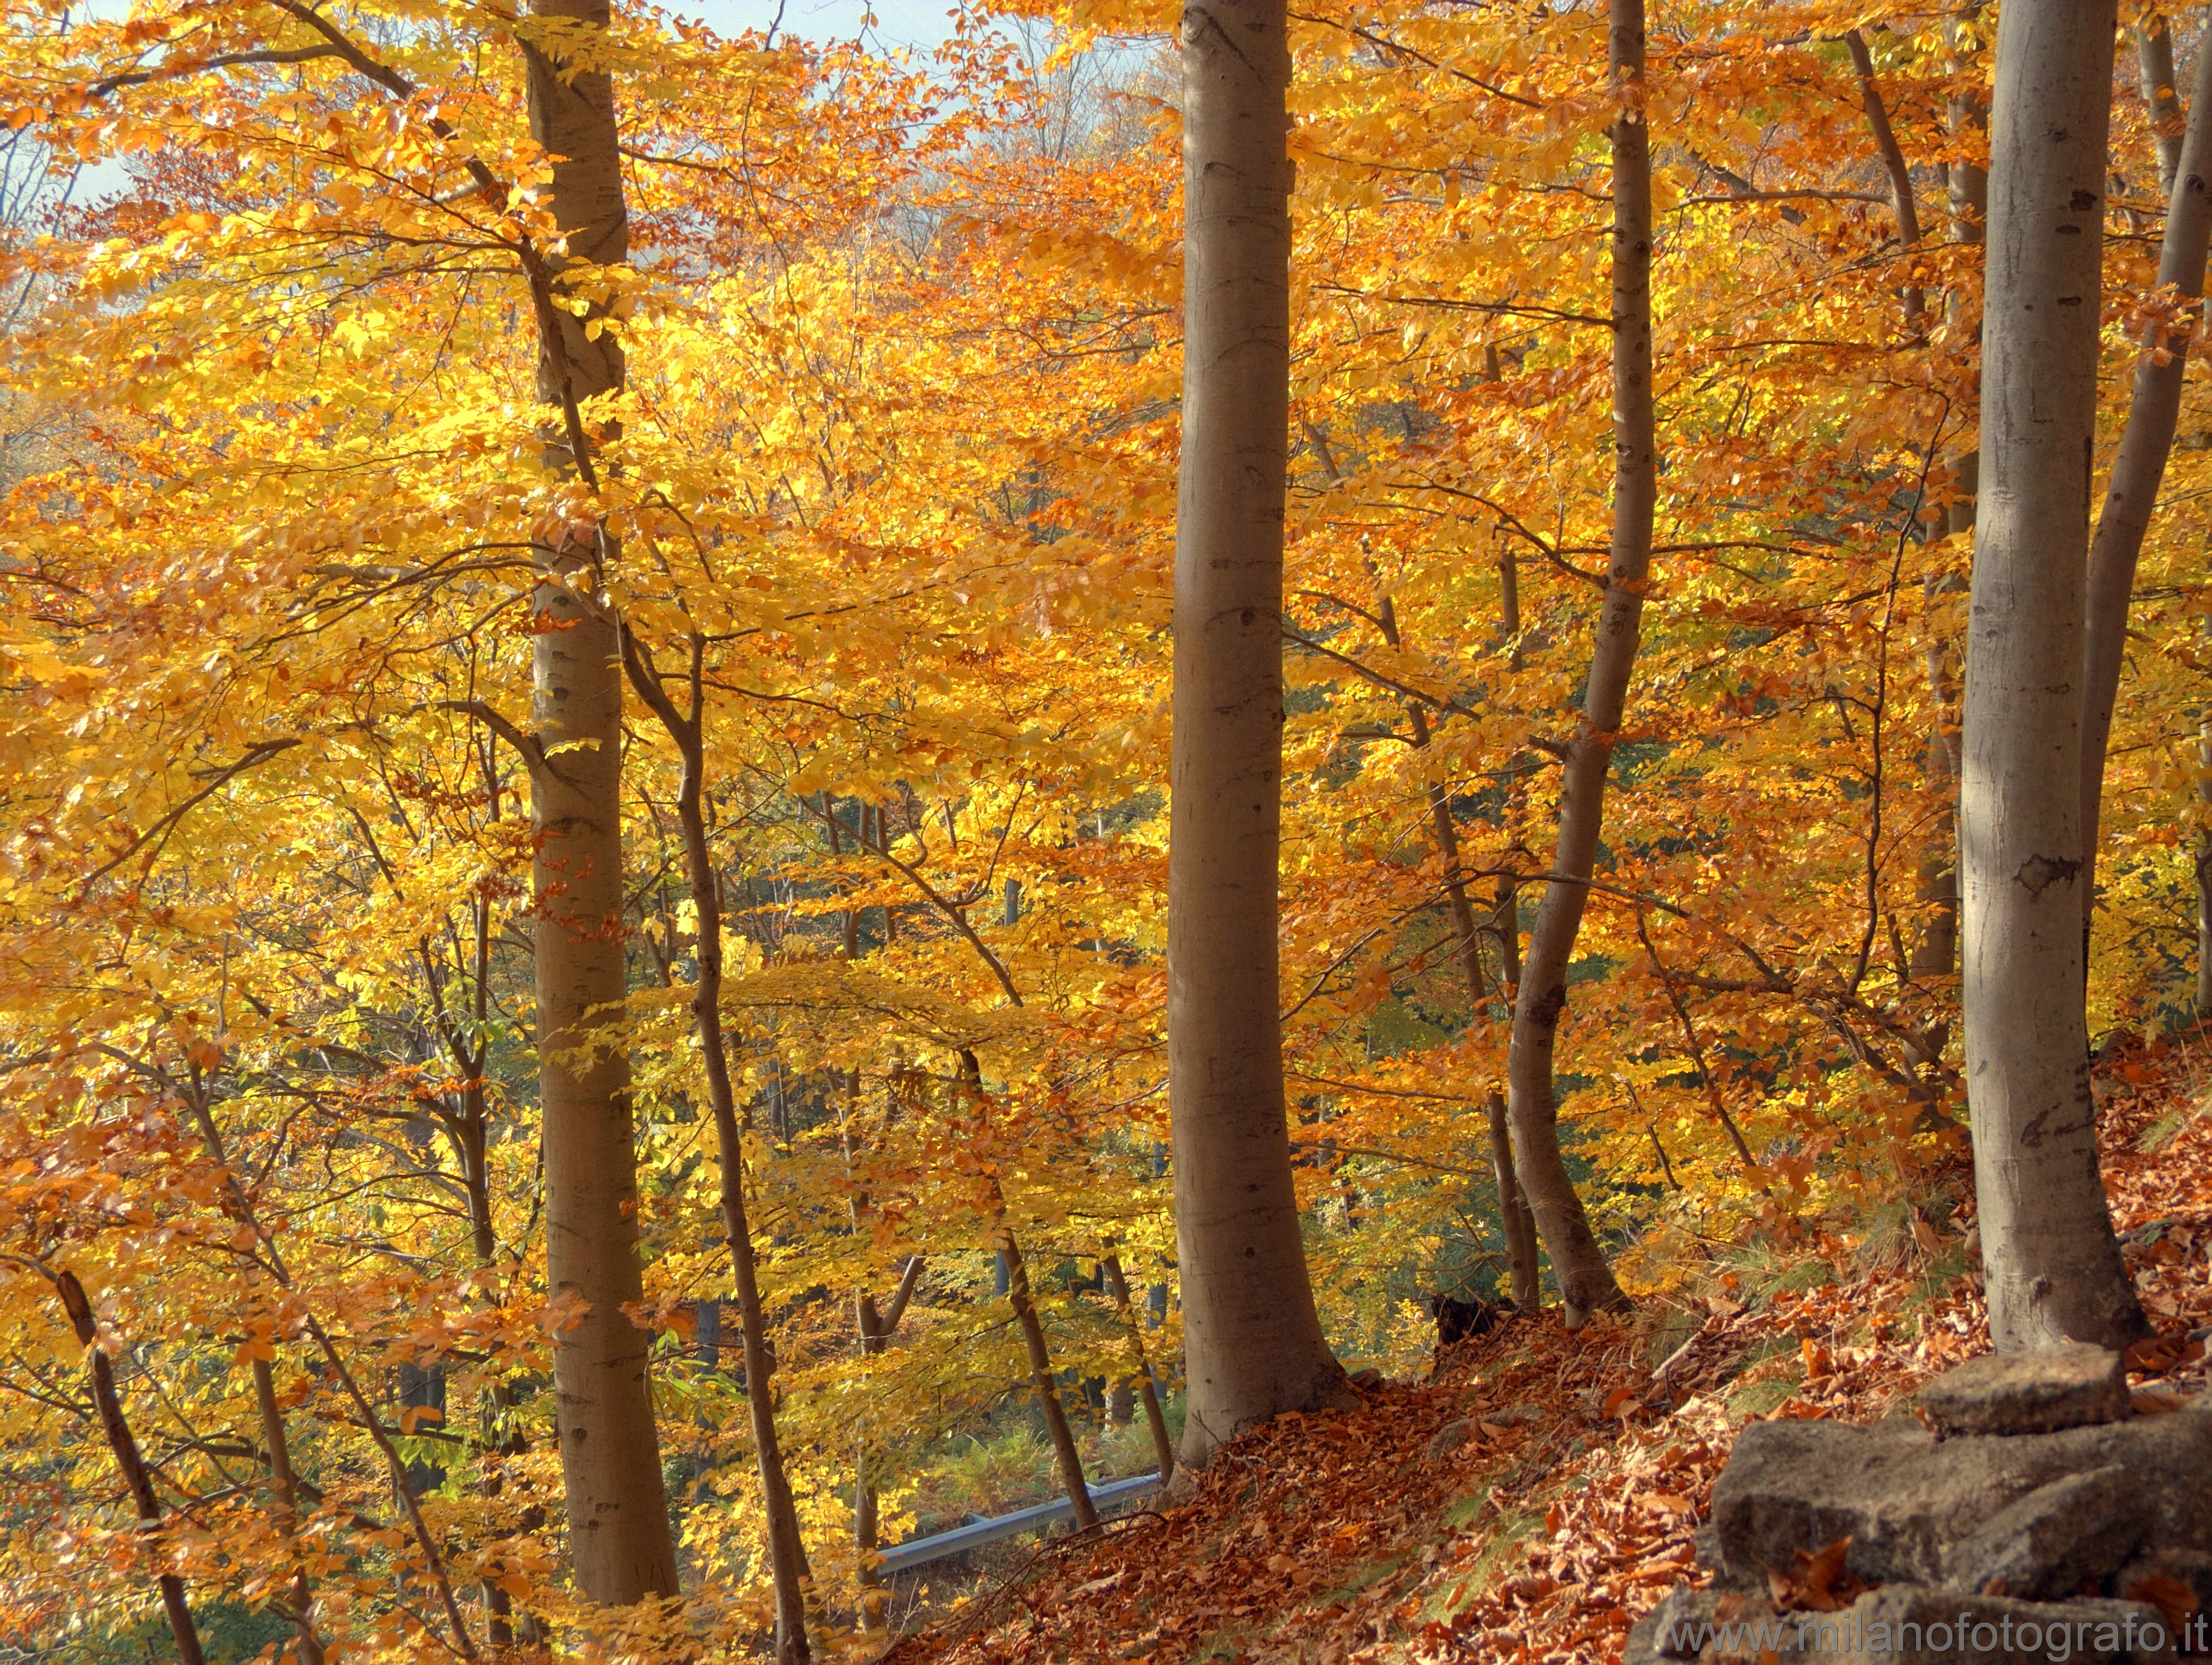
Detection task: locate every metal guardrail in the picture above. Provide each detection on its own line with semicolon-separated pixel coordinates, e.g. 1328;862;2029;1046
874;1471;1164;1575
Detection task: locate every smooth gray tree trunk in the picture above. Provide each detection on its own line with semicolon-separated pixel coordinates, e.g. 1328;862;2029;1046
523;0;680;1604
1503;0;1652;1326
2142;20;2185;200
2080;27;2212;943
1168;0;1346;1473
1963;0;2149;1352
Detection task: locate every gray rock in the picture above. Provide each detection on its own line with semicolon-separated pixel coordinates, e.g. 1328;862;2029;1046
1942;1465;2144;1600
2110;1545;2212;1613
1624;1589;1806;1664
1629;1585;2182;1663
1424;1419;1472;1461
1692;1521;1721;1572
1805;1587;2178;1662
1920;1345;2130;1437
1708;1413;2212;1593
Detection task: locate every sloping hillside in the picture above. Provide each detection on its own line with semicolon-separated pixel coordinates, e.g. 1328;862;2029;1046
881;1036;2212;1665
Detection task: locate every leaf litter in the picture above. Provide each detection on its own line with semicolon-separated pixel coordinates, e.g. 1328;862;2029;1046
878;1032;2212;1665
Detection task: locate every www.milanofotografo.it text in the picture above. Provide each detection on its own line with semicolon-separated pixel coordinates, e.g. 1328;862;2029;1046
1661;1608;2203;1661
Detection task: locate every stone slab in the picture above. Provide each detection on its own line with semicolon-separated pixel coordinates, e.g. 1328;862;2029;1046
1920;1346;2131;1438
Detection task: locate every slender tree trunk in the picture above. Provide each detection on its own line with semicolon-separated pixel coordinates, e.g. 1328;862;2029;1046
1853;14;1947;987
1914;18;1989;981
181;1095;480;1658
621;647;813;1661
1963;0;2149;1352
1370;594;1541;1310
1100;1254;1176;1483
1169;0;1345;1470
851;1255;920;1633
1001;1230;1099;1530
521;0;680;1607
1417;706;1541;1309
2080;33;2212;942
53;1271;207;1665
1503;0;1653;1326
444;914;534;1649
1845;28;1926;324
251;1357;327;1665
452;1072;523;1645
1491;556;1543;1302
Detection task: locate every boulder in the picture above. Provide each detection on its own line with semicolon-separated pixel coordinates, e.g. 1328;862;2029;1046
1918;1345;2130;1437
1705;1411;2212;1593
1627;1586;2183;1664
1624;1589;1806;1663
1812;1587;2178;1663
1941;1465;2143;1600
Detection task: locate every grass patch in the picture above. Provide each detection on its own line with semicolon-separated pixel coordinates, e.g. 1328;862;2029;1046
1188;1625;1254;1661
1900;1245;1973;1311
1311;1549;1409;1610
1764;1258;1841;1297
1728;1378;1798;1419
2138;1094;2207;1151
1642;1302;1702;1371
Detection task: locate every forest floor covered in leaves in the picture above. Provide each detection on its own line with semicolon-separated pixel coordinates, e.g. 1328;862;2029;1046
875;1035;2212;1665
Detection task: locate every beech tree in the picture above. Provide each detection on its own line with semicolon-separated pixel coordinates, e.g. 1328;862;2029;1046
2080;23;2212;942
1962;0;2148;1352
20;2;2212;1653
1501;0;1652;1325
508;0;685;1603
1167;0;1347;1470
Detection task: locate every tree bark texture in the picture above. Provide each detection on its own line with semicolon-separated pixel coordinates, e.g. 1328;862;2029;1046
1845;28;1926;323
2080;27;2212;940
56;1271;207;1665
1503;0;1651;1326
1963;0;2149;1353
523;0;680;1605
1101;1253;1176;1483
1001;1231;1098;1529
251;1355;327;1665
2142;20;2186;201
1168;0;1346;1471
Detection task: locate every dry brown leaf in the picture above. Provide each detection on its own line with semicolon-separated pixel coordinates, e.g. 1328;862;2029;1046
2132;1388;2190;1414
2127;1572;2198;1634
